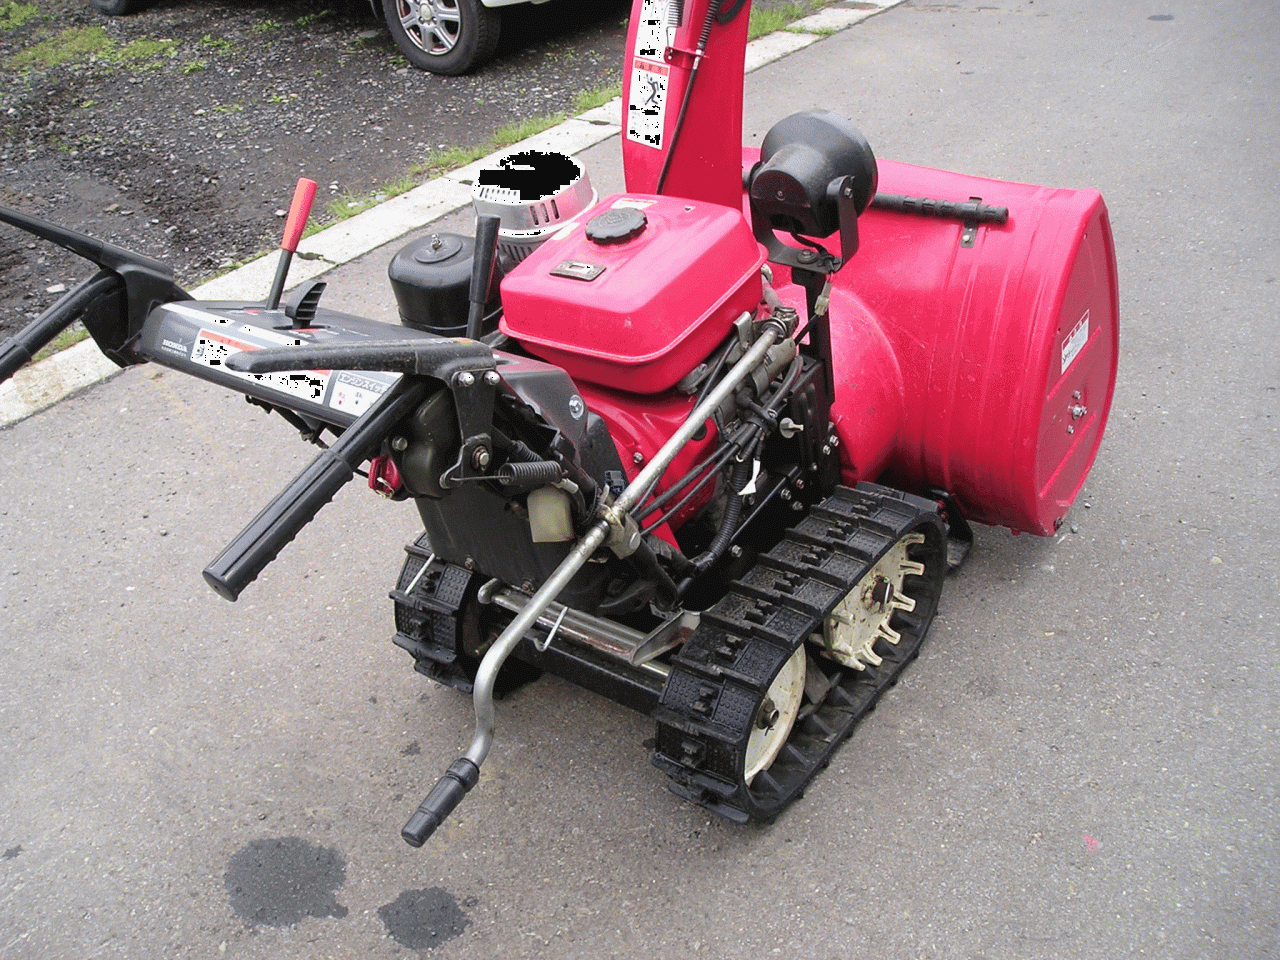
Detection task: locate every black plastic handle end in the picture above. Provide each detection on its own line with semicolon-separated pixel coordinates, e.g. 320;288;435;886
0;338;34;385
465;215;501;341
401;758;480;847
202;453;354;602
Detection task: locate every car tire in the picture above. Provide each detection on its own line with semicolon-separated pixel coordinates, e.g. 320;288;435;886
381;0;501;76
89;0;150;13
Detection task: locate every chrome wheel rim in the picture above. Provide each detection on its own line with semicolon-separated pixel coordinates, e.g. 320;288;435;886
397;0;462;56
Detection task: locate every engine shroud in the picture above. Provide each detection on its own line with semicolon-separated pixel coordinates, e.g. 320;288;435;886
499;194;765;394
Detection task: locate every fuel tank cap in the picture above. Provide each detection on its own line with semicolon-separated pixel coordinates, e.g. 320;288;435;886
585;207;647;244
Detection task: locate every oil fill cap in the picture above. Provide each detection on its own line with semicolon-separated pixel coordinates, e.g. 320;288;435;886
585;207;647;244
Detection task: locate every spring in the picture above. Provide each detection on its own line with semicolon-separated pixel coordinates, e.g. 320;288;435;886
496;460;563;486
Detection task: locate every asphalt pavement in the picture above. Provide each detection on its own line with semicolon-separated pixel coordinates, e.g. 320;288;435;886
1;1;1277;958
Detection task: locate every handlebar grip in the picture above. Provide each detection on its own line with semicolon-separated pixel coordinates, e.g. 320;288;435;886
401;759;480;847
202;451;356;601
202;378;430;601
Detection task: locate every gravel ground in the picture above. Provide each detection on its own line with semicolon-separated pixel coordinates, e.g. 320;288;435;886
0;0;631;341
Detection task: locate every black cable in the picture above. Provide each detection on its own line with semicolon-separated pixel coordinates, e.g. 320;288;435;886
654;0;721;195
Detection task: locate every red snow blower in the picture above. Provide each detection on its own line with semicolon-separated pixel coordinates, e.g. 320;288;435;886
0;0;1117;846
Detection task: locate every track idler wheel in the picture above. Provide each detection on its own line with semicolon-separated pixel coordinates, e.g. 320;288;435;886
652;483;947;823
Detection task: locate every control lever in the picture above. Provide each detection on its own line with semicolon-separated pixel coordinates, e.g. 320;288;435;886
266;177;318;314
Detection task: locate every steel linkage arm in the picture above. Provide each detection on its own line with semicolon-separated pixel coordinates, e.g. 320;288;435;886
401;310;796;846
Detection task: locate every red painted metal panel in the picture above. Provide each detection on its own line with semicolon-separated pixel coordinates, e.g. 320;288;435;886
499;194;764;394
824;160;1119;533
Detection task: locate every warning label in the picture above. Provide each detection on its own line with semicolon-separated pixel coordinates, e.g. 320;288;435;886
627;60;670;148
192;328;330;403
1061;309;1090;375
633;0;669;61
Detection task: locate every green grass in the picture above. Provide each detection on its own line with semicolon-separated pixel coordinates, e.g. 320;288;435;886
0;2;41;30
324;172;418;221
197;34;235;54
573;83;621;114
120;37;177;65
296;10;333;27
32;322;90;363
9;25;178;72
748;0;827;40
10;25;113;70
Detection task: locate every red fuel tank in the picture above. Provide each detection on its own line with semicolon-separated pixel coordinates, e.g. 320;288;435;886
499;194;765;394
785;159;1120;535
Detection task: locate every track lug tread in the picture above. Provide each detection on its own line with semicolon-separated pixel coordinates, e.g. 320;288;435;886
651;483;947;823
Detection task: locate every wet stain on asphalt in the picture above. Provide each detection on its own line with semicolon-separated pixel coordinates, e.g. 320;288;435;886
224;837;349;927
378;887;472;950
2;845;21;860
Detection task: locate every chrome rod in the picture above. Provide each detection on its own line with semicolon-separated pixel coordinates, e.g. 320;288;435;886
403;314;796;846
612;314;791;518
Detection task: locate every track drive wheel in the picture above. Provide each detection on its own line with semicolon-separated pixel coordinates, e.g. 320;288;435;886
652;483;947;823
390;535;541;695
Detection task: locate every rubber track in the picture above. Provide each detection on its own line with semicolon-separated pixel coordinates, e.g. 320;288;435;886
390;534;479;693
651;482;947;823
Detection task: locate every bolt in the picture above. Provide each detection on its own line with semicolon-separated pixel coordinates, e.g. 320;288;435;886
794;478;805;490
867;575;893;609
471;446;491;469
1071;404;1087;419
780;487;792;500
796;248;819;264
632;451;644;465
729;545;743;558
455;371;475;388
484;370;500;386
1067;425;1075;435
822;444;832;456
390;435;408;452
791;500;804;512
756;697;780;730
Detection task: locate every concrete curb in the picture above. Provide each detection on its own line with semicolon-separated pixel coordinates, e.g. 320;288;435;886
0;0;903;428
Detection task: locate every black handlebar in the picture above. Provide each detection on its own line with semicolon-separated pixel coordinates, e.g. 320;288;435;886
0;271;121;384
202;377;431;601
